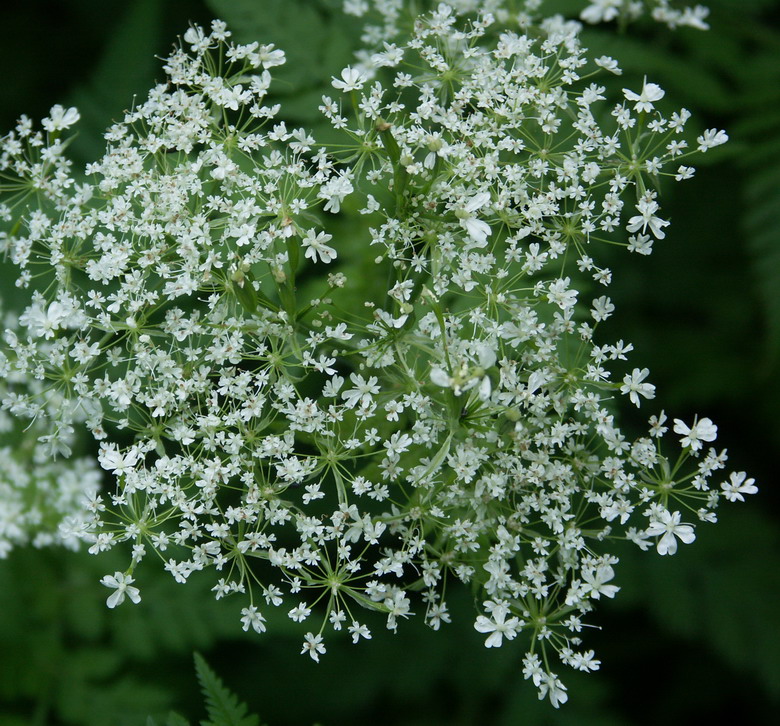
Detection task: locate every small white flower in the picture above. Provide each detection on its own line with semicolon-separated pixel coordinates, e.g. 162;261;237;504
455;192;492;246
318;173;354;213
673;416;717;452
581;0;622;24
474;605;522;648
240;606;267;633
301;632;326;662
302;229;337;264
98;445;140;474
645;510;696;555
19;300;69;339
332;66;368;92
595;55;622;75
581;563;620;600
720;471;758;502
348;621;372;643
620;368;655;407
626;195;670;239
697;128;728;152
547;277;578;311
42;105;80;132
100;571;141;608
539;672;569;709
623;78;665;113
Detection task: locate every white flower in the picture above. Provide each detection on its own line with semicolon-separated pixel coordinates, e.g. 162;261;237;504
591;295;615;322
547;277;578;311
19;300;69;339
673;416;717;452
539;672;569;709
318;173;354;213
100;571;141;608
257;44;285;69
98;445;140;474
626;195;670;239
301;229;337;264
301;632;326;662
645;510;696;555
581;563;620;599
581;0;622;24
697;128;728;152
620;368;655;407
240;605;267;633
720;471;758;502
455;192;491;246
341;373;380;409
474;605;522;648
348;621;372;643
623;79;665;113
332;66;368;92
595;55;622;74
42;105;80;132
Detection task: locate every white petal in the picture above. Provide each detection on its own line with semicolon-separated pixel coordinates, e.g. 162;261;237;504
484;630;503;648
474;615;495;634
657;531;677;556
676;525;696;545
106;589;124;609
463;218;490;246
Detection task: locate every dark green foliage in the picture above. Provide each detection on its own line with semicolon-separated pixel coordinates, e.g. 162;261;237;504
204;0;362;125
67;0;164;163
193;653;261;726
146;714;192;726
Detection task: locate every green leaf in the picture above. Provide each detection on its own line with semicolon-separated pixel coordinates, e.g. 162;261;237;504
739;98;780;364
166;711;193;726
205;0;325;94
67;0;163;163
615;508;780;700
203;0;362;121
193;653;260;726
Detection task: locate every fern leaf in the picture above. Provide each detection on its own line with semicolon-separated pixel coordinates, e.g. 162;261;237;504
740;98;780;363
193;653;260;726
166;712;193;726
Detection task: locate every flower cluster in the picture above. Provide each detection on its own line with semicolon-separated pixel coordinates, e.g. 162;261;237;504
579;0;710;29
343;0;711;39
0;1;751;708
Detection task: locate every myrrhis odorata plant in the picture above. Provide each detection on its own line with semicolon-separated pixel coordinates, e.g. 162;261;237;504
0;0;758;711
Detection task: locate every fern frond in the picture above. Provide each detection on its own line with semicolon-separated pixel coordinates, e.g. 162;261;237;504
194;653;260;726
740;91;780;364
166;712;193;726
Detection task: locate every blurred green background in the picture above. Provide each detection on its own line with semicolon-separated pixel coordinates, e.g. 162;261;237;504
0;1;779;724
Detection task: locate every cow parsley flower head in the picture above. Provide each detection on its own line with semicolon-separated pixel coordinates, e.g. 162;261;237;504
0;1;752;709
